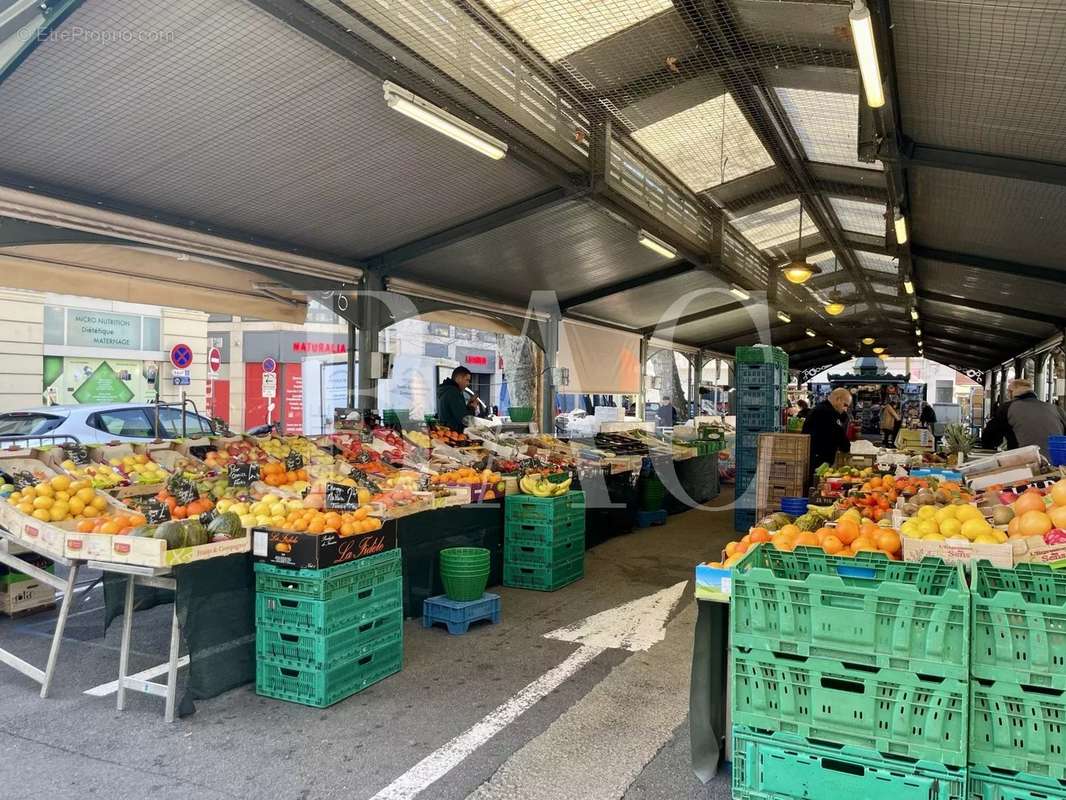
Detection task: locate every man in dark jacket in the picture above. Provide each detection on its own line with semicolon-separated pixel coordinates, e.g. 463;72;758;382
436;366;477;432
802;388;853;480
981;379;1066;457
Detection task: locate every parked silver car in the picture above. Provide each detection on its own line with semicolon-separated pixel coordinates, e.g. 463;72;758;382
0;403;218;444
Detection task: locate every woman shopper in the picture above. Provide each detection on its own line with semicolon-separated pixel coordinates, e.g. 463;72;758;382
880;401;901;447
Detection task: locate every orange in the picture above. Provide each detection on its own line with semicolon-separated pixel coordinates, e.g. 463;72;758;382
821;535;844;555
875;530;902;555
851;535;876;552
1013;492;1046;516
795;532;819;547
835;519;859;545
733;541;749;556
773;537;796;552
778;524;801;538
1019;510;1053;537
1049;505;1066;529
308;519;325;534
76;519;94;533
749;528;771;544
725;542;740;557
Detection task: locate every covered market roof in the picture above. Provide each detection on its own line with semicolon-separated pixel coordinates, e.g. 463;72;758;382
0;0;1061;369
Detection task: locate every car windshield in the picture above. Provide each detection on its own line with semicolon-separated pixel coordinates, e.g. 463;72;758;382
0;413;64;436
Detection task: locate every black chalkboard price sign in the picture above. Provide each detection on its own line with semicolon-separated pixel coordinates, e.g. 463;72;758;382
144;498;171;524
418;473;432;492
325;482;360;510
61;443;90;466
284;450;304;471
228;462;260;487
171;477;198;506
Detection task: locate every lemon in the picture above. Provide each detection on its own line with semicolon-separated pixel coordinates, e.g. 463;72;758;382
32;496;54;510
32;509;51;522
973;533;1001;545
955;505;983;523
68;497;86;515
35;483;54;498
918;519;940;537
923;533;946;542
935;506;958;525
17;501;34;515
939;518;963;539
50;475;71;492
91;496;108;511
76;487;95;504
49;506;67;522
992;530;1008;543
917;505;937;520
962;518;993;540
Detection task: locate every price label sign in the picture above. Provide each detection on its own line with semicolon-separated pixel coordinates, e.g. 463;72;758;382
326;482;361;510
61;443;90;466
199;507;219;526
355;450;372;464
172;478;199;507
228;462;260;487
144;498;172;524
418;473;432;492
284;451;304;471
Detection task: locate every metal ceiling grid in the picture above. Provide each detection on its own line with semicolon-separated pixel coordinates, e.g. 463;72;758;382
0;0;553;259
773;85;882;172
391;199;679;305
630;93;775;191
909;166;1066;271
729;198;808;257
919;294;1055;340
567;270;740;329
669;304;768;344
891;0;1066;164
828;196;886;238
917;258;1066;324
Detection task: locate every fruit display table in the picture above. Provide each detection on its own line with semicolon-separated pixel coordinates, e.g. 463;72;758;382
689;598;730;782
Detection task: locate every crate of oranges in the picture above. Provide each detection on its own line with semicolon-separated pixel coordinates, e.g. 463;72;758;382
258;461;312;495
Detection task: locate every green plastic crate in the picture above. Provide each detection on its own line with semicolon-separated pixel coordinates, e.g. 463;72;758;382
254;548;401;601
731;545;970;679
255;577;402;635
256;639;402;708
505;491;586;525
503;554;584;592
504;530;584;568
256;608;402;669
731;648;969;767
0;563;55;586
968;765;1066;800
731;726;966;800
505;514;585;547
970;679;1066;780
736;345;789;369
972;560;1066;688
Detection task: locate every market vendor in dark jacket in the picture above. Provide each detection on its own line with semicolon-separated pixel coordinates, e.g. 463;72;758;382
981;378;1066;457
436;366;478;432
802;388;853;479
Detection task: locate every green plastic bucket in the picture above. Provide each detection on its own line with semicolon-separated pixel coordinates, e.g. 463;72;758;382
508;407;534;422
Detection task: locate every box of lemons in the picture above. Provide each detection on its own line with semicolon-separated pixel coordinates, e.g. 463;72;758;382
6;474;113;524
60;458;127;489
108;453;170;485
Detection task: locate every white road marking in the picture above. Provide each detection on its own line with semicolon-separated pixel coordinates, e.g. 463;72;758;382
83;656;190;697
466;602;696;800
369;581;688;800
543;580;688;653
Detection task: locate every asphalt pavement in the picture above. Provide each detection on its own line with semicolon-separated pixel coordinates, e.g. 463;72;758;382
0;490;737;799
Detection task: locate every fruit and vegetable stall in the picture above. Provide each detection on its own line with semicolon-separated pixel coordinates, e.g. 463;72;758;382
0;420;718;716
691;441;1066;798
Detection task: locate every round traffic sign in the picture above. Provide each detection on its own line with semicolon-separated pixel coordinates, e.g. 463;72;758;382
262;357;277;374
208;347;222;374
170;343;193;369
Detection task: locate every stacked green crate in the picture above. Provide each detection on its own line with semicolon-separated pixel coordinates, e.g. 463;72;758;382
504;492;585;591
729;545;971;799
734;346;788;532
254;548;403;708
969;562;1066;799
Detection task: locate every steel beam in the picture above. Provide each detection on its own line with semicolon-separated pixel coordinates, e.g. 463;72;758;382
560;262;696;310
912;245;1066;286
368;188;576;269
922;313;1043;347
920;291;1063;327
645;301;746;335
900;140;1066;188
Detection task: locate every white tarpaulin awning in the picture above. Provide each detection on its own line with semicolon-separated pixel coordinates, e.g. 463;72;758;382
558;318;642;394
0;243;309;323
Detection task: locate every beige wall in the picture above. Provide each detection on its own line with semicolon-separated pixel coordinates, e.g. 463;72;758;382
159;308;209;411
0;289;44;412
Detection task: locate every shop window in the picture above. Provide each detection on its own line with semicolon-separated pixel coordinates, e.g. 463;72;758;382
142;317;161;351
88;408;155;438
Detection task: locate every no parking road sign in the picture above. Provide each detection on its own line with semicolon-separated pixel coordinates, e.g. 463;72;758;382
262;357;277;374
170;343;194;369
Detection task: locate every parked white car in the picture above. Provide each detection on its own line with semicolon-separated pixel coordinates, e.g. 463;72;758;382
0;404;217;444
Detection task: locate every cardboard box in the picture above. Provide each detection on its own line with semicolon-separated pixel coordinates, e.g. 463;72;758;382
251;521;397;570
901;534;1017;568
18;520;68;557
695;563;732;603
0;579;55;615
64;532;115;561
109;532;250;568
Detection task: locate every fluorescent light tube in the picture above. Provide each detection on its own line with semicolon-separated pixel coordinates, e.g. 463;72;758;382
777;311;792;323
903;279;914;295
805;328;816;337
894;210;908;245
850;1;885;108
730;284;750;300
637;230;677;259
383;81;508;160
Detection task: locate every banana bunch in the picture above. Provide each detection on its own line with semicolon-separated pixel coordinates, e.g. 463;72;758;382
519;473;573;497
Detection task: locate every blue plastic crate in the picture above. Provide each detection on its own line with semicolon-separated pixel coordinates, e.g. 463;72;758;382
422;592;501;635
635;509;667;528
